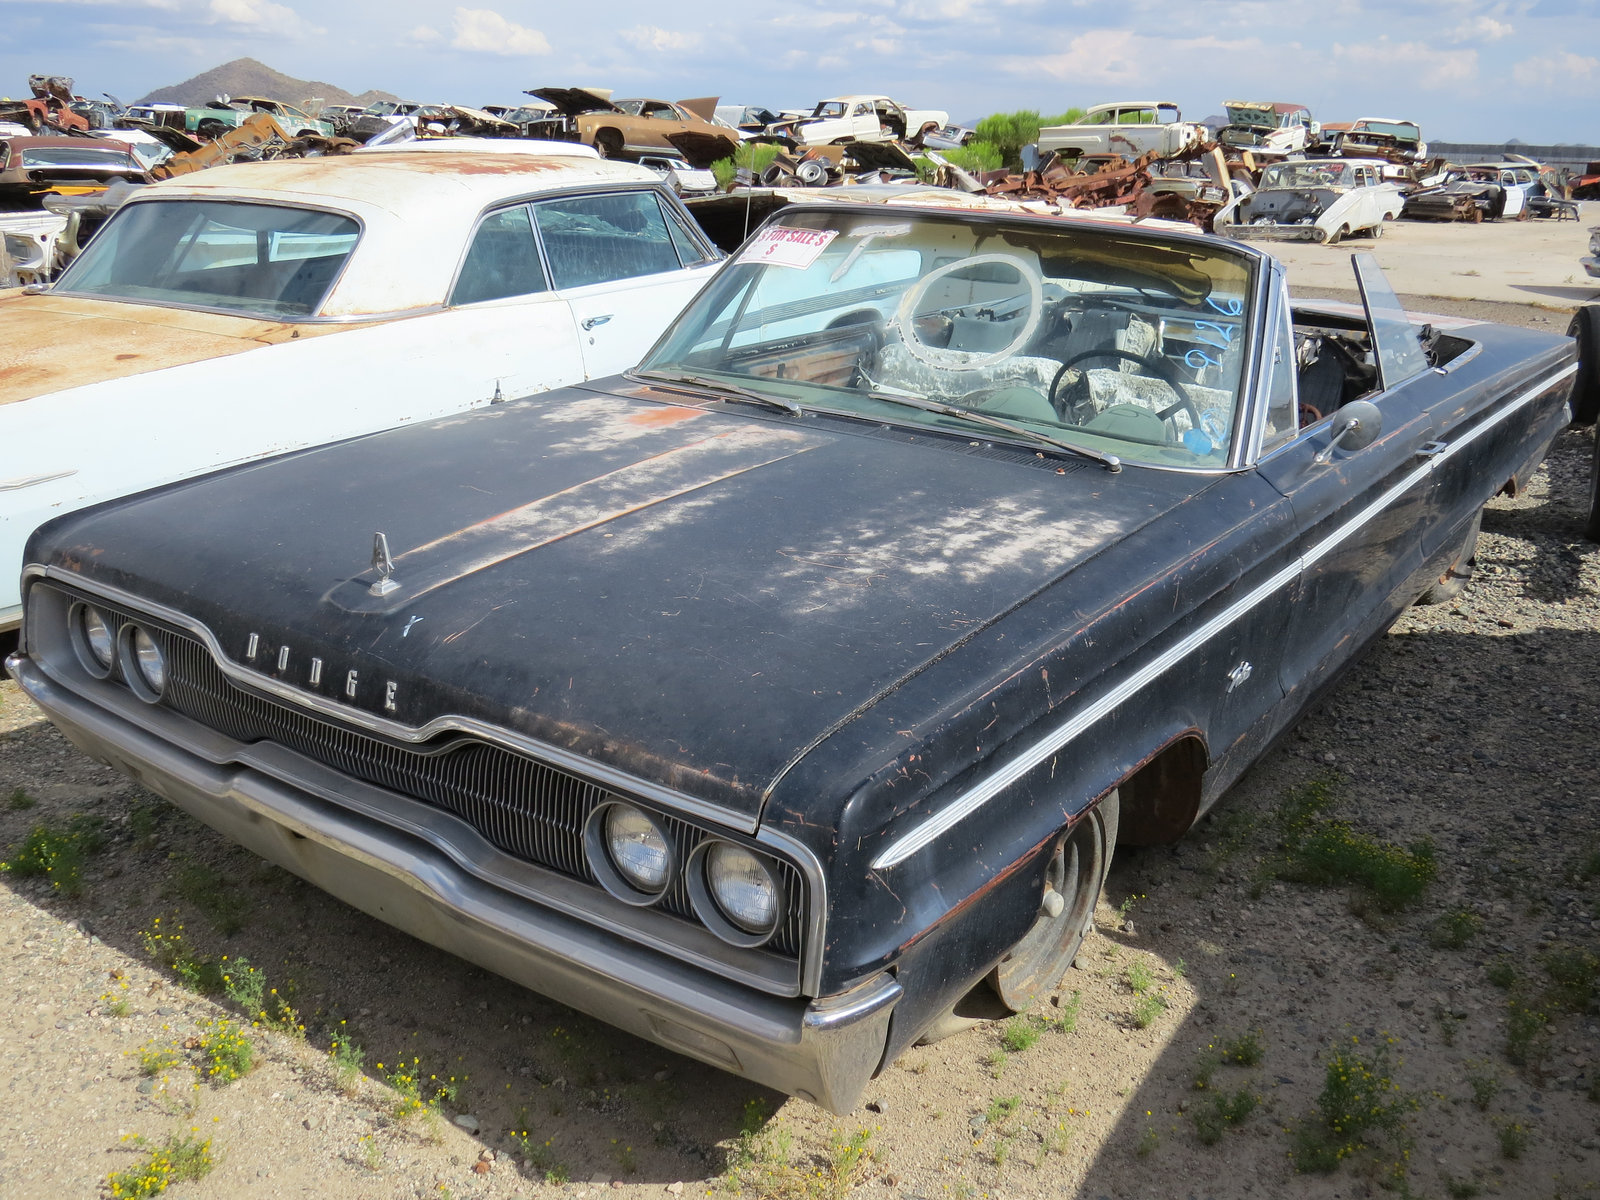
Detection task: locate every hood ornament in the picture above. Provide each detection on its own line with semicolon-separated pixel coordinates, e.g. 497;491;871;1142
369;532;400;596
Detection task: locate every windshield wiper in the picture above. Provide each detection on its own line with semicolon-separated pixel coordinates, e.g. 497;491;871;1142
864;385;1122;472
634;370;804;417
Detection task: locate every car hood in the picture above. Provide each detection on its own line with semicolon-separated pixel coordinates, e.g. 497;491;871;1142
526;87;622;117
40;383;1193;818
0;293;347;405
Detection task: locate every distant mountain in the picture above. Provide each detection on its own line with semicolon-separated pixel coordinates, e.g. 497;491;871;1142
137;58;397;112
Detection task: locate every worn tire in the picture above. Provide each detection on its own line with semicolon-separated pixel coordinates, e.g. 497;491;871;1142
593;129;622;159
1567;304;1600;426
1416;509;1483;604
1585;430;1600;542
989;791;1119;1011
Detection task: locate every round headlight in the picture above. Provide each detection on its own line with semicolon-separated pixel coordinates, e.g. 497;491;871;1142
129;626;166;698
604;804;671;893
79;606;115;671
705;842;779;935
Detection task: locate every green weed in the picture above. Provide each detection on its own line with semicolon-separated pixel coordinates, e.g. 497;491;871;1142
1497;1121;1528;1159
1193;1087;1258;1145
329;1028;364;1096
1443;1175;1482;1198
105;1133;214;1199
1486;958;1518;989
1292;1039;1417;1174
1504;999;1549;1067
1131;992;1168;1029
1047;990;1082;1034
196;1019;254;1084
1430;909;1483;950
1466;1065;1498;1111
1135;1126;1159;1157
1541;945;1599;1012
1126;959;1154;994
1000;1017;1040;1053
6;787;35;810
1;813;107;896
1220;1030;1264;1066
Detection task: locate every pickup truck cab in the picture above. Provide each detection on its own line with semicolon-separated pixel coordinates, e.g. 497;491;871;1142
1217;101;1319;157
773;95;948;146
1037;101;1207;161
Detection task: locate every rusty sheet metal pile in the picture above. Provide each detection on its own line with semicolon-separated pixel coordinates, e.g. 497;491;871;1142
977;145;1230;231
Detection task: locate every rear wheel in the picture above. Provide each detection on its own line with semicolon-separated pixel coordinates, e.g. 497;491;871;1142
593;129;623;159
1568;305;1600;426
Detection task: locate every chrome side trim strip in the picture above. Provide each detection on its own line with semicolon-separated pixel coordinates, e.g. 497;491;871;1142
871;361;1576;870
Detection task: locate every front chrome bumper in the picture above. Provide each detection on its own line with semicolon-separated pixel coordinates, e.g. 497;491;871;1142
8;652;900;1113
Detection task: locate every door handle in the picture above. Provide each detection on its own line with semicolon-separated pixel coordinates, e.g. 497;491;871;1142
1415;440;1448;460
581;314;613;330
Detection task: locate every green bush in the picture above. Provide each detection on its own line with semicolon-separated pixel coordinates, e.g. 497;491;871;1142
974;109;1085;168
941;141;1003;174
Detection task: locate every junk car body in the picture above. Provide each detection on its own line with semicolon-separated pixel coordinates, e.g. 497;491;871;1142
1037;101;1206;161
0;149;722;632
1336;117;1426;162
523;89;734;161
1216;157;1404;243
1216;101;1318;157
0;135;146;199
1585;226;1599;278
768;96;948;147
9;204;1574;1114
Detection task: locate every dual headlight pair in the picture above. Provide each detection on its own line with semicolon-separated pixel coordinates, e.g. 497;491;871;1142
71;603;167;702
587;801;786;948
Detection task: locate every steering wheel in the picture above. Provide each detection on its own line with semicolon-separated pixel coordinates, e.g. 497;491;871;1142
891;253;1044;371
1048;346;1200;431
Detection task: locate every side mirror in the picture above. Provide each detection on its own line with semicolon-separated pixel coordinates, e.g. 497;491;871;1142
1313;399;1383;463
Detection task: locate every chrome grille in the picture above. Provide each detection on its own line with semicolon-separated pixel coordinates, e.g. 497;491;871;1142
68;591;803;958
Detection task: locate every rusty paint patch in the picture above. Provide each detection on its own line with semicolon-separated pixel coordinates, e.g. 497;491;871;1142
115;353;138;361
626;406;704;428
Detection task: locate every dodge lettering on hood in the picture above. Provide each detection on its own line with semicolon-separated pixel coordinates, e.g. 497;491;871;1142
9;204;1576;1112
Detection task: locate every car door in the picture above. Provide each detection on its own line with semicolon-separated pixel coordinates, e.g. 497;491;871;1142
1500;171;1526;217
1258;257;1447;702
533;188;721;379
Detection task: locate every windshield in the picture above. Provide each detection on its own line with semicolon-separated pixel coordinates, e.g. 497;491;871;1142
1261;161;1354;189
54;199;360;317
1353;121;1419;143
639;210;1256;471
1224;105;1276;128
16;146;133;169
811;102;847;119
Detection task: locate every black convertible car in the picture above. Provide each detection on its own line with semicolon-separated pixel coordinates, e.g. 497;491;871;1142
9;204;1576;1112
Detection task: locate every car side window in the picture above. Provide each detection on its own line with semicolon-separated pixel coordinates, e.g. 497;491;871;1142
533;191;684;289
451;205;548;306
657;196;715;267
1261;304;1301;453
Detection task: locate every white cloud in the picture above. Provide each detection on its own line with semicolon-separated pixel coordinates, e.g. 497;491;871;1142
208;0;320;36
451;7;551;56
1511;50;1599;87
1331;38;1478;88
1022;30;1265;86
408;24;442;44
620;25;702;53
1452;14;1513;40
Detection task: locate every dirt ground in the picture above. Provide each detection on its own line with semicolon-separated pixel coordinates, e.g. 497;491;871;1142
2;264;1599;1200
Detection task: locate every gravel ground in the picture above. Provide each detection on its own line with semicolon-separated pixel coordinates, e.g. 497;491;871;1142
1;293;1597;1200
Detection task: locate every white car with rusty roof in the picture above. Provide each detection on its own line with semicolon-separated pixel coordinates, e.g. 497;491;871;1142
0;147;723;631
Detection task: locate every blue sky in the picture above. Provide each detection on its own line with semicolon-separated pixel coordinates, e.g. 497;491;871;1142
3;0;1598;144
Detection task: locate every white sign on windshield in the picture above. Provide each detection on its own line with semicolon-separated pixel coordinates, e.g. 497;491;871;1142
738;226;838;270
